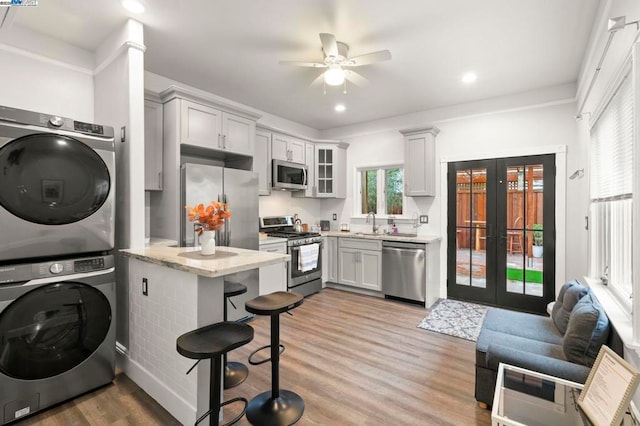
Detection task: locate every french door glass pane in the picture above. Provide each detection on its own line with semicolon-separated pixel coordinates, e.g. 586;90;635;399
455;168;487;287
505;164;544;297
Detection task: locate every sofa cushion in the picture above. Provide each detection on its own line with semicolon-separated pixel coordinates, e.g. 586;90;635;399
563;292;610;366
552;281;588;335
481;308;563;345
476;327;566;368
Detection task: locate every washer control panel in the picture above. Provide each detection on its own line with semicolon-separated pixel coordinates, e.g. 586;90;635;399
74;258;105;273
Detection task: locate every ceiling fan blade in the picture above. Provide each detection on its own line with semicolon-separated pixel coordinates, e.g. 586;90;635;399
279;61;326;68
347;50;392;66
310;72;325;87
345;70;369;87
319;33;339;58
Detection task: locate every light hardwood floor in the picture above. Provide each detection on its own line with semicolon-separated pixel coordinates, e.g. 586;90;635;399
19;288;491;425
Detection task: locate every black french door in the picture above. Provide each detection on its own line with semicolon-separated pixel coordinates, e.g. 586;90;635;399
447;155;556;314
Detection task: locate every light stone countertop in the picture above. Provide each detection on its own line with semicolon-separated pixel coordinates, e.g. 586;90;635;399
320;231;441;244
121;246;290;278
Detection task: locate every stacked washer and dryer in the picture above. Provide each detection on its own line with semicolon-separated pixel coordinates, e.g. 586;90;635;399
0;106;116;424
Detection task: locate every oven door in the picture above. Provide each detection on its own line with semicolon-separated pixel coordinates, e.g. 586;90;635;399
288;243;322;287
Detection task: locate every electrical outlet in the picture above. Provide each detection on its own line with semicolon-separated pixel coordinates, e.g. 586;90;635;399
332;213;337;220
142;278;148;296
419;215;429;224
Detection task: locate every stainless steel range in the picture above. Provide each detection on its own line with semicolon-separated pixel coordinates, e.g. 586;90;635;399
260;216;323;297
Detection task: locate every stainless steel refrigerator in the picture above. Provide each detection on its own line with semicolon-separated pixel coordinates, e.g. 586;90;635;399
180;163;259;321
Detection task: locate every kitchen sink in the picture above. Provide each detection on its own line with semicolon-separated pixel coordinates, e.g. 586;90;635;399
352;232;382;236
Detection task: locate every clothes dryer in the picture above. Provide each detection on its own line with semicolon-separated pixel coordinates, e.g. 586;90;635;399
0;254;116;424
0;106;115;262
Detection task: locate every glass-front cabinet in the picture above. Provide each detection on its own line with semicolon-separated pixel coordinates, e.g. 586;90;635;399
315;143;346;198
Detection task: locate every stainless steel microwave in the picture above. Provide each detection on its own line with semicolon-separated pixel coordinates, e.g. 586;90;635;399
272;159;308;191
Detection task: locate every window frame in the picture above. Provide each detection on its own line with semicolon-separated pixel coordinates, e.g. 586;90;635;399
354;164;407;218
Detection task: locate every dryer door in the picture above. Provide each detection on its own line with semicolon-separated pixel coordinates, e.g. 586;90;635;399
0;133;111;225
0;282;111;380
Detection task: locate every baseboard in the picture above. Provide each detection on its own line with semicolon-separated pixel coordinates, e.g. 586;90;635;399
325;282;384;298
117;352;196;425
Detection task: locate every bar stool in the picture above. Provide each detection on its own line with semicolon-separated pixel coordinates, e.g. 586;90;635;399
245;291;304;426
224;281;249;389
177;322;254;426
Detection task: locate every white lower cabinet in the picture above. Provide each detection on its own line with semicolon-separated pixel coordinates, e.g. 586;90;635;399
259;239;288;295
322;236;338;283
338;238;382;291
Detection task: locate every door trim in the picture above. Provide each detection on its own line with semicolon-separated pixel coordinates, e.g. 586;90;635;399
439;145;567;302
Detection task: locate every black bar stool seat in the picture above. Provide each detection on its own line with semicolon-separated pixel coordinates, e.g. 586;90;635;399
223;281;249;389
177;322;254;426
244;291;304;426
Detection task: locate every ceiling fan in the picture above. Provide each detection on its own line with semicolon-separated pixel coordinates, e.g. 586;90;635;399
280;33;392;92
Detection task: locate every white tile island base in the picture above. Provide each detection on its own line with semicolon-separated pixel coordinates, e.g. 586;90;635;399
119;246;289;425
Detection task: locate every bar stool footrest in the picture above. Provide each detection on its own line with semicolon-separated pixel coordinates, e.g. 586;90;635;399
221;397;248;426
248;344;285;366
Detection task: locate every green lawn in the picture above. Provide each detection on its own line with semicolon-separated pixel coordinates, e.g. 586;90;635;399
507;267;542;284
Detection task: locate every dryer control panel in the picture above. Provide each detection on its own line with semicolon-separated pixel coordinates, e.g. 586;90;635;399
0;255;114;283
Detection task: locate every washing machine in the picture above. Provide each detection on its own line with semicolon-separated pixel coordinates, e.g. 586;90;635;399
0;105;115;263
0;254;116;424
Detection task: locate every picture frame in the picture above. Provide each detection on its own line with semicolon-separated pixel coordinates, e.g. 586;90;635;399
578;345;640;426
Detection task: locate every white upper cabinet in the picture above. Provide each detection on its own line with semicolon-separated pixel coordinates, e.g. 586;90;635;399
144;98;163;191
315;144;347;198
400;127;440;197
271;133;305;164
222;112;255;156
292;142;316;198
180;100;223;149
255;129;272;196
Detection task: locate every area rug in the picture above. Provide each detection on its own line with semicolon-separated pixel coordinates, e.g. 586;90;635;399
417;299;488;342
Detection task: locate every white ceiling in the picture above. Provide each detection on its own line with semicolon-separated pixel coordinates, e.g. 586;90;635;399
11;0;601;130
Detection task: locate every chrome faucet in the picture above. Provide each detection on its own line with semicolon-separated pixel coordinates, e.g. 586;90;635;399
366;212;380;234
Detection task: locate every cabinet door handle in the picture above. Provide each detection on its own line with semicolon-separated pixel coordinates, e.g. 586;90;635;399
223;134;227;149
218;133;222;148
158;171;162;189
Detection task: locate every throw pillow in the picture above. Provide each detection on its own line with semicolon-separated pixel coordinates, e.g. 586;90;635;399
563;292;610;366
552;281;588;335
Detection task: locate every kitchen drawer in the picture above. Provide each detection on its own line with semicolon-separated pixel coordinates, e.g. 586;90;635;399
339;238;382;251
259;241;287;254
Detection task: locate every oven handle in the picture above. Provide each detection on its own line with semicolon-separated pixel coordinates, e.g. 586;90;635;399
289;243;323;251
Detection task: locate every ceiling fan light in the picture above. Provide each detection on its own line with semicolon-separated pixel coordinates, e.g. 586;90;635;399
324;66;345;86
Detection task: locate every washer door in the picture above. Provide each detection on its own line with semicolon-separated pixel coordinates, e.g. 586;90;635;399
0;282;111;380
0;133;111;225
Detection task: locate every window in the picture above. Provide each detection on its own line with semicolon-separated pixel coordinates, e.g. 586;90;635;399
358;166;404;215
589;72;633;299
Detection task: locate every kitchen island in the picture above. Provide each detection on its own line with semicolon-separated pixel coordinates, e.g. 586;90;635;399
120;246;289;425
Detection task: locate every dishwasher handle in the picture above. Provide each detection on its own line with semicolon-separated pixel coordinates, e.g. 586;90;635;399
382;241;426;251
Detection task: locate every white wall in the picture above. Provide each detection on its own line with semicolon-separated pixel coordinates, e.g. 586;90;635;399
0;26;94;120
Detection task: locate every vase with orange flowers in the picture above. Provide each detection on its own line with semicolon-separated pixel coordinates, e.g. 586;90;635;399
185;201;232;255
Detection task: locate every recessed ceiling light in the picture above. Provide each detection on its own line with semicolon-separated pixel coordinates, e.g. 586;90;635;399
462;72;477;84
122;0;145;14
334;104;346;112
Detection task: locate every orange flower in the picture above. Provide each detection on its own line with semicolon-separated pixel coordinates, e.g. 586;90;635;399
185;201;232;234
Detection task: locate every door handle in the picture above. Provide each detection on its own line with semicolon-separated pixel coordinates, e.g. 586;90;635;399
223;134;227;149
217;133;222;148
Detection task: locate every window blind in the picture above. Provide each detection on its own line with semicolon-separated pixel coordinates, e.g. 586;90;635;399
589;73;634;297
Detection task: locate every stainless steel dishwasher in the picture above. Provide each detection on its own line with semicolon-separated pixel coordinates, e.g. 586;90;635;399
382;240;426;304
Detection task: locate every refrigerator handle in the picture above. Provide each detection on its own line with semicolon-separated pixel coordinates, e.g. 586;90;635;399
180;164;186;247
224;193;230;246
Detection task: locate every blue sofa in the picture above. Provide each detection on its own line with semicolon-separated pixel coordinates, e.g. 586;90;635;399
474;280;621;407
